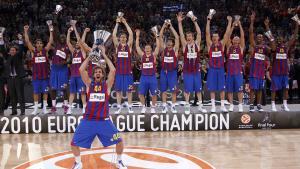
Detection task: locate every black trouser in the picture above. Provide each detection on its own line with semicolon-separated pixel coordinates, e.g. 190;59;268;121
7;77;25;114
0;78;5;114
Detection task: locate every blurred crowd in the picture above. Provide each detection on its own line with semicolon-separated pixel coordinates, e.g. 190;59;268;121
0;0;300;102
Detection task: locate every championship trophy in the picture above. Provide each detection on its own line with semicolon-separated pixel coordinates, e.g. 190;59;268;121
208;9;216;20
90;30;111;63
55;4;63;14
164;19;171;25
264;30;275;42
186;11;197;21
234;15;241;26
0;27;5;39
151;26;159;37
118;12;124;18
46;20;53;32
291;14;300;25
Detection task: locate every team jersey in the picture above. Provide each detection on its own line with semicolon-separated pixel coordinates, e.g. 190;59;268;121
32;48;49;80
141;53;156;76
52;43;69;65
249;45;268;79
226;45;243;75
183;43;200;73
209;42;225;68
116;44;132;74
272;45;288;75
70;50;84;77
161;47;177;71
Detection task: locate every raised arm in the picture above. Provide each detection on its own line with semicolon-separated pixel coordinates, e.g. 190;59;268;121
45;24;54;51
66;27;75;53
222;16;233;47
122;17;133;49
153;34;160;56
239;21;245;50
159;22;168;50
135;29;144;56
99;45;115;92
170;24;180;53
288;23;299;48
112;18;120;48
79;54;92;86
206;16;212;49
72;23;91;53
81;27;90;43
193;20;202;47
23;25;35;52
249;12;256;48
264;18;276;51
177;12;187;49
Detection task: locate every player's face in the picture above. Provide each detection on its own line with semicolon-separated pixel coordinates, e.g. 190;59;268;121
75;42;80;49
256;34;263;44
232;36;240;46
119;34;127;44
167;40;174;48
276;36;284;45
9;47;17;56
145;45;152;54
212;33;219;43
60;35;66;43
186;33;194;42
35;41;44;50
94;68;103;82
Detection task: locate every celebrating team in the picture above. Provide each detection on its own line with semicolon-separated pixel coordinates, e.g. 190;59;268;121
24;11;298;115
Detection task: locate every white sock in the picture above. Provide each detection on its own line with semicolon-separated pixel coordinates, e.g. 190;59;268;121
64;100;68;106
52;100;56;106
68;104;72;109
75;156;81;163
117;154;122;161
34;102;38;110
211;99;215;107
128;103;132;108
283;100;287;106
221;100;225;107
162;102;167;107
198;100;203;106
272;101;275;106
43;100;47;109
83;104;87;109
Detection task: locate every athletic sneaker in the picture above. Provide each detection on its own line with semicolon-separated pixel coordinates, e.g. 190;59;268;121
43;107;49;114
238;104;243;113
198;105;207;113
63;105;68;113
184;104;190;114
257;104;264;112
249;104;255;112
128;106;134;113
116;160;127;169
171;106;177;113
66;107;72;115
150;107;156;114
51;106;56;113
141;106;146;113
31;110;38;115
229;104;234;112
71;162;82;169
221;106;228;113
82;108;85;114
271;104;277;112
211;106;216;113
281;104;290;111
115;106;122;114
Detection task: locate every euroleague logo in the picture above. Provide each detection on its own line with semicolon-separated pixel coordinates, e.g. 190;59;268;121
14;146;215;169
241;114;251;124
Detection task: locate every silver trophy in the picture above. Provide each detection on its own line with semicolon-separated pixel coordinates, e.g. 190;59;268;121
91;30;111;63
264;30;275;42
118;12;124;18
151;26;159;37
55;5;63;14
187;11;197;21
208;9;216;19
0;27;5;39
89;49;102;63
291;14;300;25
164;19;171;25
234;15;241;26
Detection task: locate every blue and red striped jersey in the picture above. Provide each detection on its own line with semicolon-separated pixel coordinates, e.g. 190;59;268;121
249;45;268;79
141;53;156;76
32;48;49;80
52;43;69;65
272;45;288;76
70;50;84;77
161;47;177;71
84;81;109;120
226;45;243;75
116;44;132;75
209;42;224;68
183;44;200;73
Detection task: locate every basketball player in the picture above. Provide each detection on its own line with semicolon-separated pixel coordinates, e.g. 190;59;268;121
50;28;70;113
112;15;134;114
135;29;160;113
249;12;271;112
265;18;299;111
206;15;232;113
159;20;179;113
177;12;207;114
66;27;88;114
70;44;126;169
24;24;53;115
225;20;245;112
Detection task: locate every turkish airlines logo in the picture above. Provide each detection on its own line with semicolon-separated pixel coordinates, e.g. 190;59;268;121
14;146;215;169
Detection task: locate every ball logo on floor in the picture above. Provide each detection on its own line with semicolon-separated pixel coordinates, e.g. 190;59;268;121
14;146;215;169
241;114;251;124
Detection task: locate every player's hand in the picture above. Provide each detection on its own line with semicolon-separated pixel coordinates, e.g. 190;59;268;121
84;28;90;32
177;12;184;22
227;16;232;21
68;27;73;33
250;11;255;22
24;25;29;32
116;17;121;23
99;45;106;54
121;17;127;23
135;29;140;37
